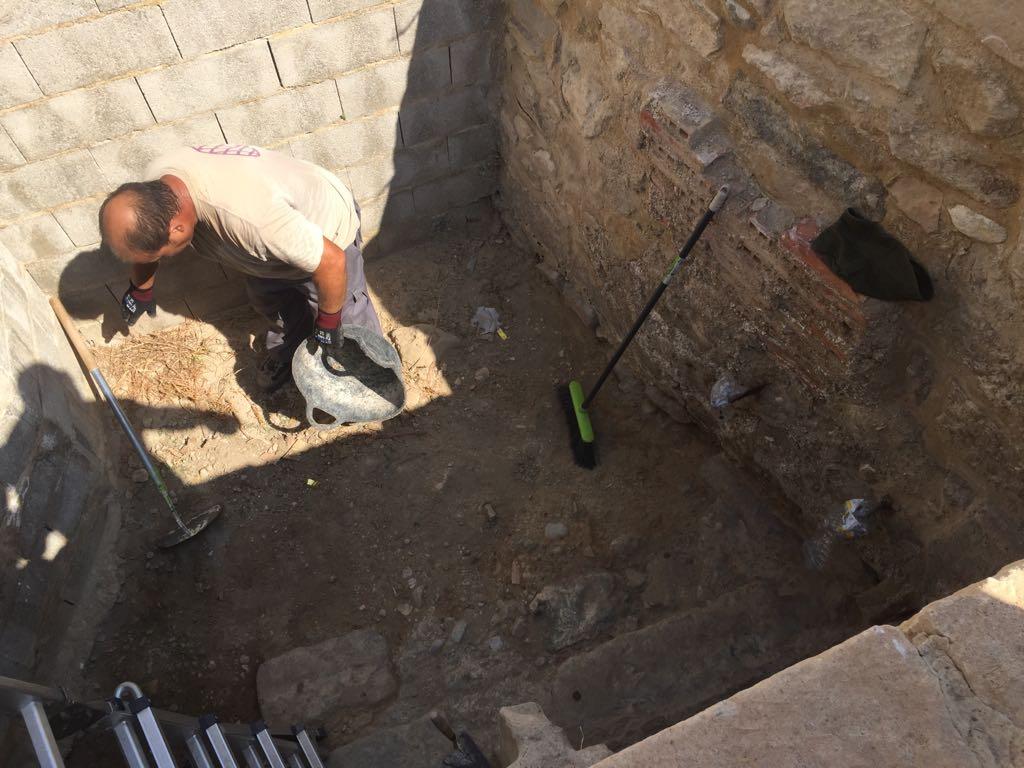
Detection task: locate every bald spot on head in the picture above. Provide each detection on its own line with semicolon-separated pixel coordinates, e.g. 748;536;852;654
100;190;141;261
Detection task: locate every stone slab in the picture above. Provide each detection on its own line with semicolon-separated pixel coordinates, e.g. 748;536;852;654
327;716;451;767
926;0;1024;70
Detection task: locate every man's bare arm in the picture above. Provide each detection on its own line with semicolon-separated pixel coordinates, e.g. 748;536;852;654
312;237;348;314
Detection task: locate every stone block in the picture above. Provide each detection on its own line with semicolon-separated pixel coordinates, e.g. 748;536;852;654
0;0;95;40
888;122;1020;208
783;0;926;92
933;47;1021;138
395;0;501;52
561;40;616;139
346;140;448;199
507;0;559;61
138;40;281;123
270;8;400;87
499;703;611;768
637;0;722;57
257;629;397;724
0;214;74;263
327;716;452;767
411;165;496;216
451;32;493;86
52;198;102;248
0;151;107;222
594;625;980;767
160;0;309;58
335;48;451;119
309;0;383;21
15;8;180;95
449;123;497;168
926;0;1024;70
741;45;831;109
289;111;401;172
1;79;154;162
888;176;942;233
0;127;24;172
948;204;1007;244
400;86;490;146
0;44;42;111
216;81;341;148
89;115;224;186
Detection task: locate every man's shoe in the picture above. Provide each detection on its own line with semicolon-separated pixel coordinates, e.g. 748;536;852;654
257;355;292;392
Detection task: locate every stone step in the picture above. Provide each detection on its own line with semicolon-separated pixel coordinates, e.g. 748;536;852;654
328;715;453;768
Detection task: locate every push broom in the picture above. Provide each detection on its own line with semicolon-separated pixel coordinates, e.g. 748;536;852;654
559;185;729;468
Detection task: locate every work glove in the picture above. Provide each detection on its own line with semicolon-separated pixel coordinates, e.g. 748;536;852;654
121;282;156;326
309;307;344;365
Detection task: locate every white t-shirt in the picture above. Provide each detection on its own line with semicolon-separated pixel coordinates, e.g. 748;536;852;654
146;144;359;279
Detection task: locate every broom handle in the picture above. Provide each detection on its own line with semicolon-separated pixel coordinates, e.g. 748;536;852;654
583;186;728;409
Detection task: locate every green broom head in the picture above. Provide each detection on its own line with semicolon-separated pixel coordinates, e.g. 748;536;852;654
559;380;596;469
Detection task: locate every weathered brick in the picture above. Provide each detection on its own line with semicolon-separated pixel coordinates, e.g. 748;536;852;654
451;32;493;86
217;81;341;147
449;123;497;168
308;0;382;21
400;86;490;146
0;213;74;263
161;0;309;59
0;151;106;222
1;79;154;162
270;9;400;87
0;44;42;111
15;8;180;95
138;41;281;123
395;0;500;52
89;115;224;186
411;165;496;216
0;127;24;172
336;49;451;119
0;0;96;40
346;139;449;198
52;198;102;248
289;111;401;172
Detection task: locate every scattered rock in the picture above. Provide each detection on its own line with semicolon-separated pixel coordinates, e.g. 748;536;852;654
489;636;505;652
483;503;498;523
948;205;1007;244
450;619;468;644
397;603;413;617
625;569;647;589
256;630;396;724
498;702;611;768
609;534;641;558
724;0;756;29
131;469;149;483
328;715;452;768
474;366;490;382
544;522;568;540
511;560;522;586
428;638;445;655
529;572;618;651
888;176;943;233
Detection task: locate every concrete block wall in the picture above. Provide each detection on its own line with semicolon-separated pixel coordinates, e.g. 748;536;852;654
0;0;502;337
498;0;1024;609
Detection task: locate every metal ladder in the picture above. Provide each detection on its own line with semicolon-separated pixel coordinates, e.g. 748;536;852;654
0;675;326;768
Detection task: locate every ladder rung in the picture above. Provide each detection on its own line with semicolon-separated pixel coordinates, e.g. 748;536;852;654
112;716;151;768
20;700;65;768
129;697;179;768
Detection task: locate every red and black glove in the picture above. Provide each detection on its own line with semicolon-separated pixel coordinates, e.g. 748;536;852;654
120;282;156;326
309;307;344;364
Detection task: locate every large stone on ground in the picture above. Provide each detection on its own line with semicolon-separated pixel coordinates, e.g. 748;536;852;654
948;205;1007;244
529;572;618;651
257;630;397;724
591;625;980;767
499;702;611;768
783;0;927;91
328;716;452;768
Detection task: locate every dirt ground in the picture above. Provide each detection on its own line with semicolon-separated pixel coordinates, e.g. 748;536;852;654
66;225;871;763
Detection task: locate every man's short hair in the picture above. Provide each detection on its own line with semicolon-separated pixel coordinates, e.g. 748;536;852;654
99;180;180;256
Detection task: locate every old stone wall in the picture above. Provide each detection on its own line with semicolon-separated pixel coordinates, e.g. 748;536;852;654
0;0;501;339
499;0;1024;611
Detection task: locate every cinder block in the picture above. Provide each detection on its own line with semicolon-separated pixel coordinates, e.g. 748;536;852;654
358;190;415;237
26;247;122;296
336;49;451;119
138;40;281;123
216;80;341;147
399;86;490;146
0;0;96;40
395;0;500;52
184;278;249;320
0;214;74;263
0;127;24;172
448;123;496;168
451;32;494;86
161;0;309;58
0;44;42;111
308;0;381;22
346;139;449;199
0;151;107;222
269;8;400;86
15;7;180;95
411;164;496;216
95;0;135;9
1;79;154;162
289;111;401;172
52;198;102;248
89;115;224;186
